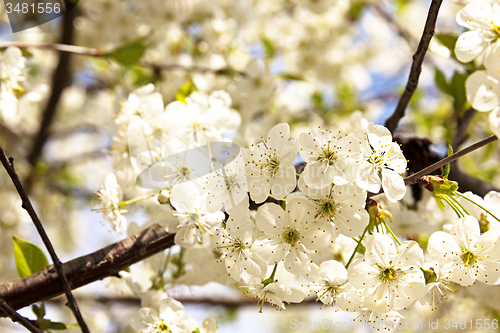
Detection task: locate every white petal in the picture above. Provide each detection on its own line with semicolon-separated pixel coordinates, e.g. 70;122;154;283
381;168;406;203
455;30;489;63
466;70;500;112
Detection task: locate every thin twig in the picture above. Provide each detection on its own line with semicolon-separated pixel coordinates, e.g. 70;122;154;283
0;41;247;77
0;299;41;333
0;146;90;333
368;135;498;198
403;135;497;186
372;3;417;48
141;63;247;77
384;0;443;133
0;41;102;57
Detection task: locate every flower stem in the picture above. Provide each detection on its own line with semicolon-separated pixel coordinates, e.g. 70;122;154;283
442;195;464;218
345;227;368;269
381;219;401;246
449;195;470;216
262;264;278;287
456;192;500;223
120;193;156;208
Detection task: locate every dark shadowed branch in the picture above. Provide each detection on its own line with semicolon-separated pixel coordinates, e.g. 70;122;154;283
25;9;77;194
0;299;41;333
384;0;443;133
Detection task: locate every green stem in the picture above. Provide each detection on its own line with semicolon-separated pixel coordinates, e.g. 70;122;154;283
449;195;470;216
120;193;156;208
442;195;463;218
345;227;368;269
381;219;401;246
456;192;500;223
262;263;278;286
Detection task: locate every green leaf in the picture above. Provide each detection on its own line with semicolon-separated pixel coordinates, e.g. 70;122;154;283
13;235;49;278
311;92;323;112
276;73;304;81
48;322;68;330
32;302;46;319
176;80;198;104
261;37;275;62
107;38;147;67
435;34;458;55
441;145;453;179
347;1;364;20
450;72;468;111
192;329;201;333
434;68;450;95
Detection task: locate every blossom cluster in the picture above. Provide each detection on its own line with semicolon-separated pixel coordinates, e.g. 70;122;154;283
458;0;500;136
91;83;500;332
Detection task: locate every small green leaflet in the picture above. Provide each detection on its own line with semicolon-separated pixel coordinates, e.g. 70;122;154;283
107;37;147;67
176;80;198;104
48;322;68;330
13;235;49;278
441;145;453;179
261;36;275;62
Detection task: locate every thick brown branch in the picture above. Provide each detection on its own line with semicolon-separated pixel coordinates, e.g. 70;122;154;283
0;224;175;316
0;299;41;333
0;146;89;332
384;0;443;133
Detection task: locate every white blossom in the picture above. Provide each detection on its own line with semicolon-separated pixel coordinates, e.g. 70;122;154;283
168;182;225;247
93;173;127;234
130;298;197;333
253;198;331;275
347;234;425;313
215;212;267;281
356;123;407;203
243;123;298;203
428;215;500;286
298;128;362;189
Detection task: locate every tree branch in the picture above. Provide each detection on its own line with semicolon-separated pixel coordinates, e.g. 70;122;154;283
403;135;498;186
25;9;77;194
0;299;41;333
372;3;417;49
384;0;443;133
368;135;498;198
0;41;102;57
0;146;89;333
0;42;247;78
0;223;175;316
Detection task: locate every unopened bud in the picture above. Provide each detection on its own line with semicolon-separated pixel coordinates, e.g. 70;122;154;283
479;212;490;234
367;199;381;220
421;267;438;284
419;175;458;196
158;189;171;204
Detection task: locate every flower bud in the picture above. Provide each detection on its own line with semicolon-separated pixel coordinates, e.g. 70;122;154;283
421;267;438;284
158;189;171;204
479;212;490;234
419;175;458;196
